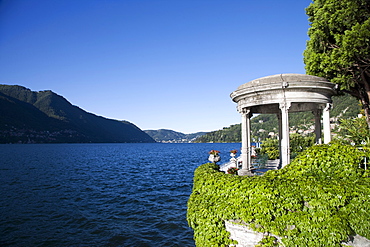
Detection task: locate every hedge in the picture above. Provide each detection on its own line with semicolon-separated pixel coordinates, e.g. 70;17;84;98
187;143;370;246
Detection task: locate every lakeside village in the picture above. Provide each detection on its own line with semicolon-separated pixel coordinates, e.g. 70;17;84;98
0;127;79;144
187;74;370;247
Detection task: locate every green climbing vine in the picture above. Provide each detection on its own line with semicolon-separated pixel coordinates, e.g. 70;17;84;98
187;143;370;246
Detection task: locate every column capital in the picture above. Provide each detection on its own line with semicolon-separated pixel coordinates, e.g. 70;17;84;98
239;107;252;117
279;101;291;111
324;103;332;111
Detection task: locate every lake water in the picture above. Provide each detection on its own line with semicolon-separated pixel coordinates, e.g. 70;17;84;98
0;143;241;247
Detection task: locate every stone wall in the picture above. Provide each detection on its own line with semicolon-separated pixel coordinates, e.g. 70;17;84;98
225;221;370;247
224;221;282;247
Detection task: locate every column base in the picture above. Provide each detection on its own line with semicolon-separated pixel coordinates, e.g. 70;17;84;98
237;169;255;176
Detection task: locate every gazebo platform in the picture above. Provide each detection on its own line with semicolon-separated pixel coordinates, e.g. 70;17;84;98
219;158;280;176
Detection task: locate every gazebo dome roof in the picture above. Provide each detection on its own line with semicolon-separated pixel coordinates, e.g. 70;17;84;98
236;73;329;90
230;73;337;114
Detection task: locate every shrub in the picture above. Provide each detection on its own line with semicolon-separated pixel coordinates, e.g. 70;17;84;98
334;116;370;146
187;143;370;246
260;134;315;160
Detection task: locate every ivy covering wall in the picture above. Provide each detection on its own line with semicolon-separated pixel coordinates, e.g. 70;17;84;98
187;143;370;246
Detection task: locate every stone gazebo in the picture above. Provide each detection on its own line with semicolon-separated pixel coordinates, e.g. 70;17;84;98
230;74;337;175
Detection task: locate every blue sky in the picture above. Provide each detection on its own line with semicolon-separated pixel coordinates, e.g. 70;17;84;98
0;0;312;134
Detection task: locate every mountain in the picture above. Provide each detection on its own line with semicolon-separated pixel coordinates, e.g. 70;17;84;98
0;85;155;143
194;93;361;143
144;129;207;143
192;124;242;143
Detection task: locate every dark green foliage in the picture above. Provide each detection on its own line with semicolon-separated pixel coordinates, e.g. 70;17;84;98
280;143;366;179
251;114;278;141
258;134;315;160
0;85;155;143
187;143;370;246
331;93;362;119
256;236;279;247
193;124;241;143
303;0;370;127
334;116;370;146
259;138;280;160
290;134;315;156
304;0;370;88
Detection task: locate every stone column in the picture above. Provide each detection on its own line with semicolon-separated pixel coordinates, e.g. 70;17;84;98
240;108;252;173
279;102;291;167
323;103;332;144
277;112;282;163
313;108;323;144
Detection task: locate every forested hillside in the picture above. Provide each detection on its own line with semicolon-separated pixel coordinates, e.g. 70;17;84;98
0;85;155;143
144;129;206;143
194;94;361;143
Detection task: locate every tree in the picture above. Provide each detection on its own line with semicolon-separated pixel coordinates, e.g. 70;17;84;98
259;138;279;160
303;0;370;128
259;135;315;160
334;115;370;145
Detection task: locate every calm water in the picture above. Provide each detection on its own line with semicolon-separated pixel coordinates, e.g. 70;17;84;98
0;143;240;247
